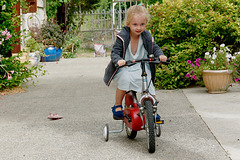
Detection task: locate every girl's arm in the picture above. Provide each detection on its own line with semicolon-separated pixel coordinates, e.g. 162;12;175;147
111;37;124;65
152;39;167;61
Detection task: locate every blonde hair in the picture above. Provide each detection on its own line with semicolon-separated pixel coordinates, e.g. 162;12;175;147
125;5;149;26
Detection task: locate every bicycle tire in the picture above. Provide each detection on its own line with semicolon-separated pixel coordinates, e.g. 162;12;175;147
144;100;155;153
125;125;137;139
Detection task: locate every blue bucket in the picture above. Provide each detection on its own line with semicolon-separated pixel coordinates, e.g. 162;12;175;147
41;47;62;62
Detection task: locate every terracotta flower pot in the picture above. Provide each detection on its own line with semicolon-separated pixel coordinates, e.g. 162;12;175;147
202;70;233;94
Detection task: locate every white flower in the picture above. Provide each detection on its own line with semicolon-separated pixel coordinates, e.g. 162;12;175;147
2;4;6;10
212;54;217;59
232;56;236;60
213;47;216;52
226;53;232;59
220;44;225;47
211;60;214;64
226;47;230;52
205;52;210;55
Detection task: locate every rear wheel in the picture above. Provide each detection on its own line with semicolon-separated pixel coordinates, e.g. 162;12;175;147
144;100;155;153
124;104;137;139
125;125;137;139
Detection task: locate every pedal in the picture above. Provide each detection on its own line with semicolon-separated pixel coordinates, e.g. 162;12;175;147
156;120;164;124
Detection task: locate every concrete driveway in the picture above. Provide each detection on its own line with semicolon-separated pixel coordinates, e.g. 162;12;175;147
0;58;231;160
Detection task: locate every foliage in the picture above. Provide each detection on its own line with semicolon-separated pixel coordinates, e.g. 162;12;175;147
97;0;112;11
186;44;240;83
0;55;46;91
0;0;30;57
46;0;100;28
25;38;44;54
0;0;18;57
40;21;64;48
148;0;163;5
62;31;83;58
148;0;240;89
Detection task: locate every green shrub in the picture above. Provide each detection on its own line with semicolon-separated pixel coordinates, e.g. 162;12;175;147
148;0;240;89
40;22;64;48
0;55;46;90
62;31;83;58
0;1;18;57
25;38;44;54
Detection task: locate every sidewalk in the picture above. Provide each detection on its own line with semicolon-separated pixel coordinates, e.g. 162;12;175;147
183;83;240;160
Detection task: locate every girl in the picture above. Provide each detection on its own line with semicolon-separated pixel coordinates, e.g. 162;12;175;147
104;4;167;120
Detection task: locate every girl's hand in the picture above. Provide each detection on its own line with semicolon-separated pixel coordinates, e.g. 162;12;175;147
159;55;167;62
117;59;126;66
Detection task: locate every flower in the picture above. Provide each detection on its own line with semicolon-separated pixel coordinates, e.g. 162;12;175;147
186;44;240;83
0;55;15;81
0;28;12;46
2;4;6;10
187;60;191;64
186;73;191;77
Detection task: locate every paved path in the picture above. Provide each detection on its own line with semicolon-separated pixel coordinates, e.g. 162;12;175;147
0;57;237;160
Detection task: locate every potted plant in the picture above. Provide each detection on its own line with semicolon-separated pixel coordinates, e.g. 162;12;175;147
39;21;64;62
25;38;44;66
186;44;240;93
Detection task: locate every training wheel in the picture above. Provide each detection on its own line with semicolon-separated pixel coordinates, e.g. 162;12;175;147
155;124;161;137
103;124;109;141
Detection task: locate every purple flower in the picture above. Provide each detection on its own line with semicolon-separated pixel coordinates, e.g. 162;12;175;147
191;63;195;67
235;77;239;82
196;62;200;67
190;70;194;74
192;75;197;80
196;58;201;63
187;60;191;64
186;73;191;77
233;62;236;66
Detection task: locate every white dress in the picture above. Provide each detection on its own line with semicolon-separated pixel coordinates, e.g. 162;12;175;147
113;35;156;95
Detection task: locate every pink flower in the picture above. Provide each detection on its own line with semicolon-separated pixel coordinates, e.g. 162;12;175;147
10;70;14;74
233;62;236;66
192;75;197;80
196;58;201;63
190;70;194;74
186;73;191;77
7;75;12;80
191;63;195;67
2;29;7;36
196;62;200;67
187;60;191;64
235;77;239;81
5;32;12;40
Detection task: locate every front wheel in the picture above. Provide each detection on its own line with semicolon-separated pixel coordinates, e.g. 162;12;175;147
144;100;155;153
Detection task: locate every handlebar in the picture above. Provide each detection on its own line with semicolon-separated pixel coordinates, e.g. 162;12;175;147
116;57;170;68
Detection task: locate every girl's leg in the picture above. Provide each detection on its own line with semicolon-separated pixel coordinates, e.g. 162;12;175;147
114;88;126;111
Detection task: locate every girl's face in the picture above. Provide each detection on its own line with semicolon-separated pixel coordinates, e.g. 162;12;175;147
128;14;147;37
